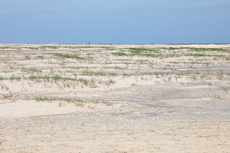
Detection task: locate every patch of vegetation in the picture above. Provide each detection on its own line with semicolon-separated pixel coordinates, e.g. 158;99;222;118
28;47;39;50
9;76;21;81
190;48;229;52
40;46;58;49
24;55;31;60
34;96;84;103
0;76;4;80
112;52;128;56
122;73;131;77
0;47;11;49
128;48;155;54
34;96;112;106
28;75;50;81
81;71;118;77
28;75;77;81
53;53;85;60
186;54;206;57
37;56;44;59
138;54;160;58
82;71;106;76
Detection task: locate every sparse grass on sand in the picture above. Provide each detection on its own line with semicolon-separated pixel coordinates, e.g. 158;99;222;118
0;44;230;153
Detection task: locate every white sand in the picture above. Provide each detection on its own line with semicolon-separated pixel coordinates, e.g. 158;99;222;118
0;101;79;118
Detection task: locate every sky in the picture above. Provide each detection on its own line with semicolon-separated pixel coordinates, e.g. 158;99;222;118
0;0;230;44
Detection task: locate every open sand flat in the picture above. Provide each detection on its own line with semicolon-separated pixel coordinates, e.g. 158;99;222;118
0;44;230;152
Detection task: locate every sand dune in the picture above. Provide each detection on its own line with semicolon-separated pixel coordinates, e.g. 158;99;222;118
0;44;230;152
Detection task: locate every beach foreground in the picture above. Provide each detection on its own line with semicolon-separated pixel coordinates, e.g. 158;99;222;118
0;44;230;152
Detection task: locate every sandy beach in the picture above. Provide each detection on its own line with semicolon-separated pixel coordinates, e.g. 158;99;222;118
0;44;230;153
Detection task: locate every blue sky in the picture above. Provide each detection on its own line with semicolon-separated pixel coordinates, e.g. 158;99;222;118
0;0;230;44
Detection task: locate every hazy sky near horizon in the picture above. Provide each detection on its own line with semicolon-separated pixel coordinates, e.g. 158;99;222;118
0;0;230;44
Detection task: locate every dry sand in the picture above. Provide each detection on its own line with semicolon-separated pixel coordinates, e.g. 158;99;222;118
0;44;230;153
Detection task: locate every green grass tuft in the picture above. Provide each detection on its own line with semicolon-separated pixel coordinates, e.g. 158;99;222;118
112;52;128;56
54;53;85;60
